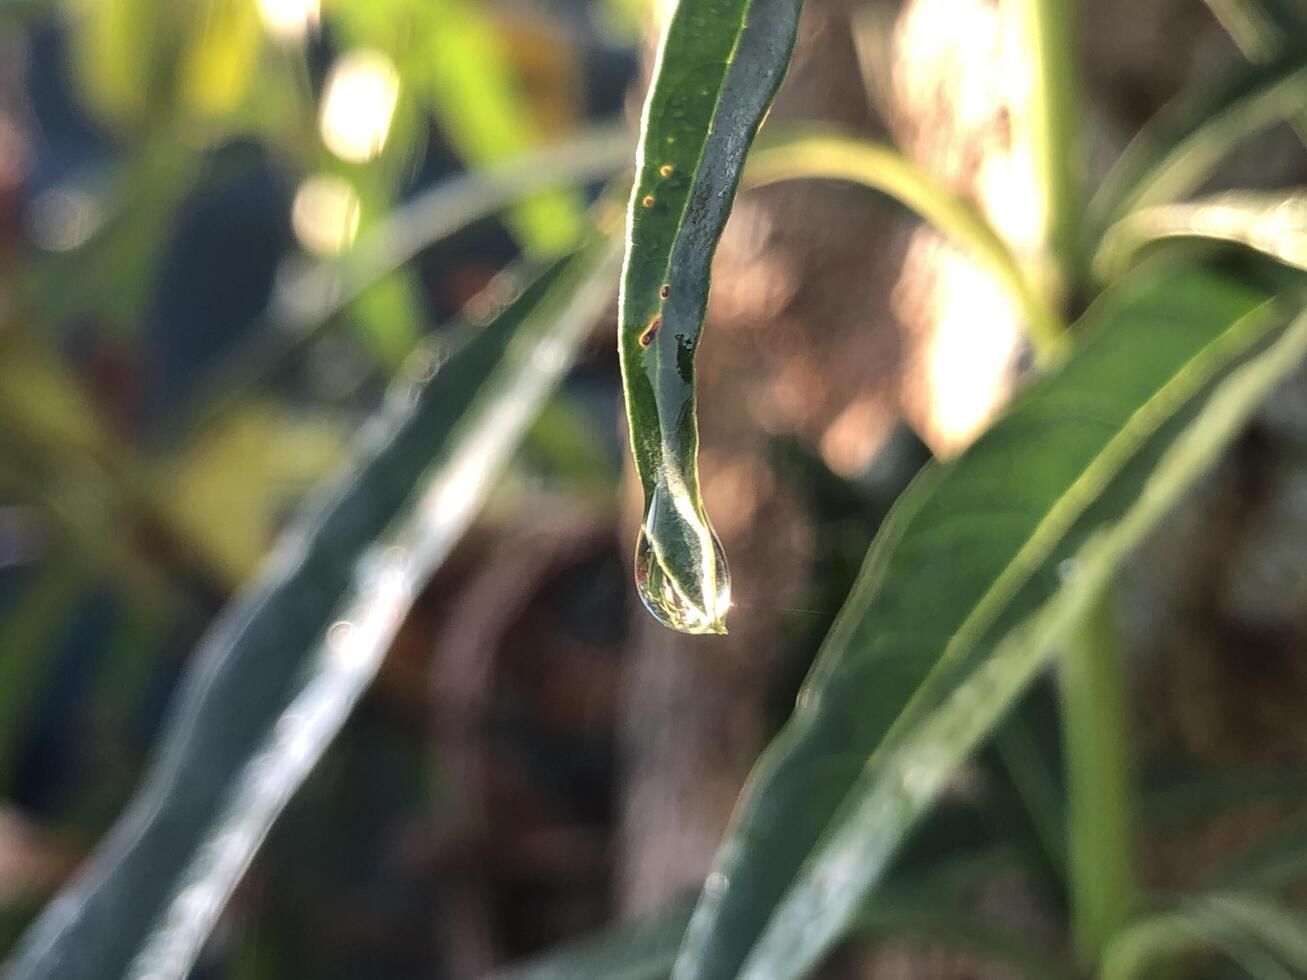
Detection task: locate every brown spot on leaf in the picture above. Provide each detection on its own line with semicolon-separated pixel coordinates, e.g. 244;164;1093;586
638;316;661;346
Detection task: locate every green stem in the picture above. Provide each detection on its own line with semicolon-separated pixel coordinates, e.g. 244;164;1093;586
1060;588;1137;964
1020;0;1085;298
746;132;1065;358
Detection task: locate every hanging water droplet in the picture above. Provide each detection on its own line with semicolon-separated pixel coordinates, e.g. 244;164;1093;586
634;523;730;634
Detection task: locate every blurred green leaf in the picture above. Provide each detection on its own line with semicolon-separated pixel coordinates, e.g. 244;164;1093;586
619;0;803;635
673;264;1307;980
417;0;587;257
745;129;1063;353
1091;47;1307;231
178;0;262;118
3;233;623;980
184;123;631;431
1205;0;1307;56
68;0;167;126
332;0;590;257
151;400;344;583
1103;893;1307;980
1096;190;1307;281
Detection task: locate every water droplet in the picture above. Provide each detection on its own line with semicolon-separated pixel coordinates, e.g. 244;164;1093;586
327;620;355;652
641;194;656;208
633;487;731;635
659;164;673;177
705;871;730;898
1057;558;1078;582
660;283;671;298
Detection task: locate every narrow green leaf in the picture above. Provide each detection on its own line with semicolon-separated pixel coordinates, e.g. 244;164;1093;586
1205;0;1307;57
744;130;1064;354
620;0;805;634
4;236;623;980
1103;893;1307;980
1096;190;1307;281
733;290;1307;980
1091;48;1307;230
673;264;1307;980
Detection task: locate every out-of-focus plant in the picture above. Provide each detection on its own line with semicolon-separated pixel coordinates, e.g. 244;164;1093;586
0;0;632;975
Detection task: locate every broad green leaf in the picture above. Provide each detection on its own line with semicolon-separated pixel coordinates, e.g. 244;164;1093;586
734;291;1307;979
745;130;1063;353
3;235;623;980
1096;190;1307;281
673;264;1307;980
619;0;804;634
1091;48;1307;230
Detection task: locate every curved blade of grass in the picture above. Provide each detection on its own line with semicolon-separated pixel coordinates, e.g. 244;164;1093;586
1103;893;1307;980
1206;0;1307;56
619;0;804;635
673;265;1307;980
1090;48;1307;231
1203;0;1307;142
4;235;622;980
744;130;1064;355
1096;190;1307;281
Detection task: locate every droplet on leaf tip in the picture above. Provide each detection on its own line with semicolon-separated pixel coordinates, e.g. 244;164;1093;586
633;505;731;636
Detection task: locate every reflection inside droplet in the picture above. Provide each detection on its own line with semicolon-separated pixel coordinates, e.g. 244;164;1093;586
633;485;731;636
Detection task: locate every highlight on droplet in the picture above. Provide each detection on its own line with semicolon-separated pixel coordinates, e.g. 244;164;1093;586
633;483;731;635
